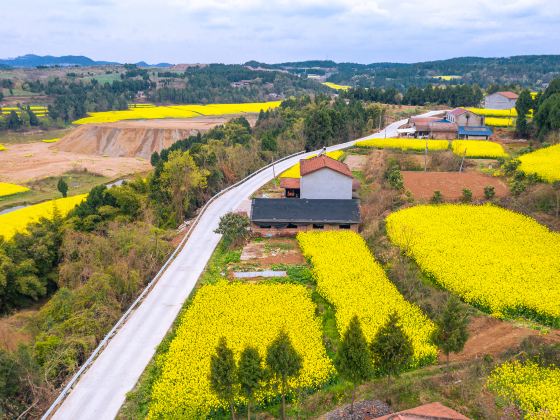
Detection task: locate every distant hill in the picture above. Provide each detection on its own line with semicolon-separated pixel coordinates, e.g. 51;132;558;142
0;54;173;68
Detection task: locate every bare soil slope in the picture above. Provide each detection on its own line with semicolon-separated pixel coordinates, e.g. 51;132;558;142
55;115;257;159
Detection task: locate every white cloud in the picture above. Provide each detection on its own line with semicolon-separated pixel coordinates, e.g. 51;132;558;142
0;0;559;63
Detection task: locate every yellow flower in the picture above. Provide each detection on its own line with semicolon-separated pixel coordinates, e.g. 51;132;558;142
518;144;560;182
148;282;334;418
451;140;508;158
355;138;449;152
386;204;560;325
297;231;437;366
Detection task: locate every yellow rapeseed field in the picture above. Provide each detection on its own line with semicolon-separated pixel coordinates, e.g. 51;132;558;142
297;231;437;366
0;194;86;240
451;140;508;158
148;282;334;418
322;82;351;91
73;101;282;124
279;150;344;178
356;138;449;152
466;107;518;117
433;75;462;81
386;204;560;325
0;182;30;198
485;117;515;127
41;138;60;143
487;360;560;419
0;144;5;151
518;144;560;182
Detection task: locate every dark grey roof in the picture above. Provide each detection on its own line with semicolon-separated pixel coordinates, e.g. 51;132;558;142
251;198;360;224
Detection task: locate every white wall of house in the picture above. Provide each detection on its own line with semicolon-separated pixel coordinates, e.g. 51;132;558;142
484;93;517;110
300;168;353;200
446;111;485;126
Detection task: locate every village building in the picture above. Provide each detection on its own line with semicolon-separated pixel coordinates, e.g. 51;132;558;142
484;91;519;109
251;154;360;236
402;109;492;140
446;108;485;127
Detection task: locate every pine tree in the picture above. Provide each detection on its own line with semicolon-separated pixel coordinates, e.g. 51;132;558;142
433;296;470;368
516;89;533;138
336;315;373;414
209;337;237;419
370;312;414;383
238;346;264;420
266;330;302;420
57;178;68;198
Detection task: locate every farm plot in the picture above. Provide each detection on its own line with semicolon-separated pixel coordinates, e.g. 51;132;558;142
0;182;30;198
356;138;449;152
518;143;560;182
386;204;560;326
72;101;281;124
451;140;508;158
0;194;86;239
297;231;437;366
148;282;334;418
487;361;560;419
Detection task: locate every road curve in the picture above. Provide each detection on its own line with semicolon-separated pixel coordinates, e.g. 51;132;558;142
50;115;436;420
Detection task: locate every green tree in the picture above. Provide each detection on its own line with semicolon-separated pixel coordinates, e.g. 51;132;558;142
369;312;414;383
266;330;303;420
6;111;21;130
303;106;333;150
238;346;264;420
433;296;470;368
27;109;40;126
516;89;533;138
430;190;443;204
534;93;560;140
336;315;373;414
214;212;250;248
209;337;237;419
57;178;69;198
461;188;473;203
484;186;496;200
260;132;278;152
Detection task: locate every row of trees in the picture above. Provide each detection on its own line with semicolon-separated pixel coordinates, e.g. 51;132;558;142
343;84;484;108
209;297;469;418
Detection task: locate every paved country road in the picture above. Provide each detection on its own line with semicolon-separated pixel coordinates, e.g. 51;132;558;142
49;113;439;420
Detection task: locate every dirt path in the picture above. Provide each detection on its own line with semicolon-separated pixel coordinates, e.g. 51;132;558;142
446;316;560;362
0;141;151;183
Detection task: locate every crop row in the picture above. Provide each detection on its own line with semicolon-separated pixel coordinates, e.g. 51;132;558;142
148;282;334;418
297;230;437;366
386;204;560;326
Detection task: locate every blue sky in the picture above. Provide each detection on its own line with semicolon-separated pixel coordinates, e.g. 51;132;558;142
2;0;560;64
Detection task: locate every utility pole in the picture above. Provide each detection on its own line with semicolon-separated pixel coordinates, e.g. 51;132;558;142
459;149;467;172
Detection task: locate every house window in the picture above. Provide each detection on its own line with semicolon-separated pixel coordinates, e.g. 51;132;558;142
339;224;351;229
259;224;272;229
312;224;324;229
287;223;298;229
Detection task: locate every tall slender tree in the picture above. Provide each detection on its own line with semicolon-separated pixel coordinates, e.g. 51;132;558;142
370;312;414;384
266;330;302;420
209;337;237;419
433;296;470;369
336;315;373;415
238;346;264;420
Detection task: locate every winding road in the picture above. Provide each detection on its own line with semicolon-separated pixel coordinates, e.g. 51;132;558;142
49;114;437;420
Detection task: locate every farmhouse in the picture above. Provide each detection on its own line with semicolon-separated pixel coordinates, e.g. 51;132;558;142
251;154;360;236
403;109;492;140
484;91;519;109
446;108;485;127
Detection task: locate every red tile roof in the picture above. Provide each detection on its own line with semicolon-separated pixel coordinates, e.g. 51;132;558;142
279;178;300;189
496;91;519;100
448;108;468;117
300;155;353;178
375;402;470;420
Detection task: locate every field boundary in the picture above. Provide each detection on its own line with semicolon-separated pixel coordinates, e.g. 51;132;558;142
41;150;305;419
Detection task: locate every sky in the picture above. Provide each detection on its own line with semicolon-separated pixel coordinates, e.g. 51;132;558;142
2;0;560;64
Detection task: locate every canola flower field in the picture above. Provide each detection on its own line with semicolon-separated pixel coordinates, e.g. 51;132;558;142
148;282;334;418
518;144;560;182
386;204;560;326
72;101;282;124
433;75;462;81
0;194;86;240
451;140;508;158
485;117;515;127
0;182;30;199
466;107;518;118
322;82;351;91
0;106;48;117
0;144;5;151
355;138;449;152
297;231;437;366
279;150;345;178
41;138;60;143
487;361;560;419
